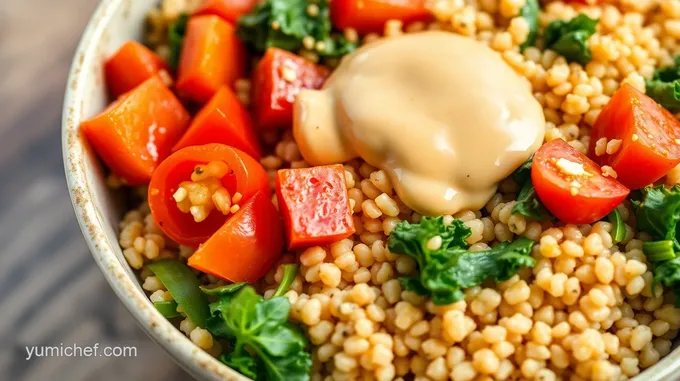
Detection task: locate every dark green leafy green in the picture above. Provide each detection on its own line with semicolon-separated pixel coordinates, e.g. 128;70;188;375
200;282;248;296
544;14;598;65
153;301;180;318
644;240;676;263
511;157;553;220
645;57;680;112
273;264;299;297
633;185;680;251
147;260;210;327
608;209;625;244
388;217;536;305
206;286;311;381
652;258;680;304
519;0;540;51
237;0;357;58
167;13;189;70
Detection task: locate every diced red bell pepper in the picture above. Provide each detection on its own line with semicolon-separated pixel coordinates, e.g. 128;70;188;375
276;164;355;249
188;191;284;282
81;76;190;185
193;0;259;24
104;40;169;98
330;0;432;35
172;86;262;159
176;15;247;104
252;48;329;130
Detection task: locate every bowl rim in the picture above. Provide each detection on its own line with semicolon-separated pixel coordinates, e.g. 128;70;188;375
61;1;247;380
61;0;680;380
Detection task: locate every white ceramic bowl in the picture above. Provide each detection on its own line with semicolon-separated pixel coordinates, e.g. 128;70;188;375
62;1;680;380
61;1;247;380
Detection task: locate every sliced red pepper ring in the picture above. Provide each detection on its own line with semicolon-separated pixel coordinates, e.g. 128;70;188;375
148;144;269;247
187;191;284;283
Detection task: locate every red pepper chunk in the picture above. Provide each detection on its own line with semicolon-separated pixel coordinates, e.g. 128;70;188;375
252;48;329;129
330;0;432;35
176;15;247;104
81;76;190;185
172;86;262;159
188;191;284;283
193;0;259;24
276;164;355;249
589;83;680;190
104;41;169;98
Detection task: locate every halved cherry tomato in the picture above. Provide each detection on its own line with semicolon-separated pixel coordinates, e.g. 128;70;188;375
172;86;262;159
330;0;432;35
176;15;247;104
252;48;329;129
533;139;630;224
81;76;190;185
104;41;169;98
589;83;680;190
276;165;355;249
193;0;258;24
148;144;269;247
188;191;284;283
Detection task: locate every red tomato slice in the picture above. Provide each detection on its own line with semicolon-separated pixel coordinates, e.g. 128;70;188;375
148;144;269;247
172;86;262;159
276;164;355;249
188;191;284;283
533;139;630;224
252;48;329;130
330;0;432;35
589;83;680;190
193;0;258;24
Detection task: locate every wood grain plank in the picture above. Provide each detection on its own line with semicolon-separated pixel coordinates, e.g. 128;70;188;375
0;0;193;380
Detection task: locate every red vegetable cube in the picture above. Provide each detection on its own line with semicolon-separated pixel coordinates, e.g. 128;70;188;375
252;48;329;129
276;164;355;249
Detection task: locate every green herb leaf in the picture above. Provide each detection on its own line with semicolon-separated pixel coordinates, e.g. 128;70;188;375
273;264;299;297
206;286;311;381
652;257;680;304
153;301;180;318
519;0;540;51
389;217;536;305
147;260;210;327
167;13;189;70
645;79;680;113
200;282;248;296
544;14;598;65
644;240;677;263
510;156;553;220
608;209;625;244
633;185;680;251
237;0;357;58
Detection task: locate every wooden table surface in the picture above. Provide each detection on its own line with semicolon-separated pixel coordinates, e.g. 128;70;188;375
1;1;192;380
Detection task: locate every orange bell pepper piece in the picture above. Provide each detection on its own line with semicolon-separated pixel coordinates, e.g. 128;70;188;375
172;86;262;159
176;15;247;104
193;0;259;24
104;41;169;98
188;191;284;282
81;76;190;185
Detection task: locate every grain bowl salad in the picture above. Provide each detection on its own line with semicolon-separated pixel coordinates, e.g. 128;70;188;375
79;0;680;379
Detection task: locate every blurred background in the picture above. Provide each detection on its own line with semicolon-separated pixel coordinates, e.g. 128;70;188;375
1;1;190;380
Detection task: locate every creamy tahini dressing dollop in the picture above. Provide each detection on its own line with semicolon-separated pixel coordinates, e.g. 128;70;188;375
294;31;545;216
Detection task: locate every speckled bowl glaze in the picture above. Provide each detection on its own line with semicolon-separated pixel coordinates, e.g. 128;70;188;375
62;1;680;380
61;1;247;380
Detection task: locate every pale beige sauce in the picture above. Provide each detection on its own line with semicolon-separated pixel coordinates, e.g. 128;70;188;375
294;31;545;216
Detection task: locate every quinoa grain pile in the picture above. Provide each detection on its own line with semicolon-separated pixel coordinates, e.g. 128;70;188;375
115;0;680;380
